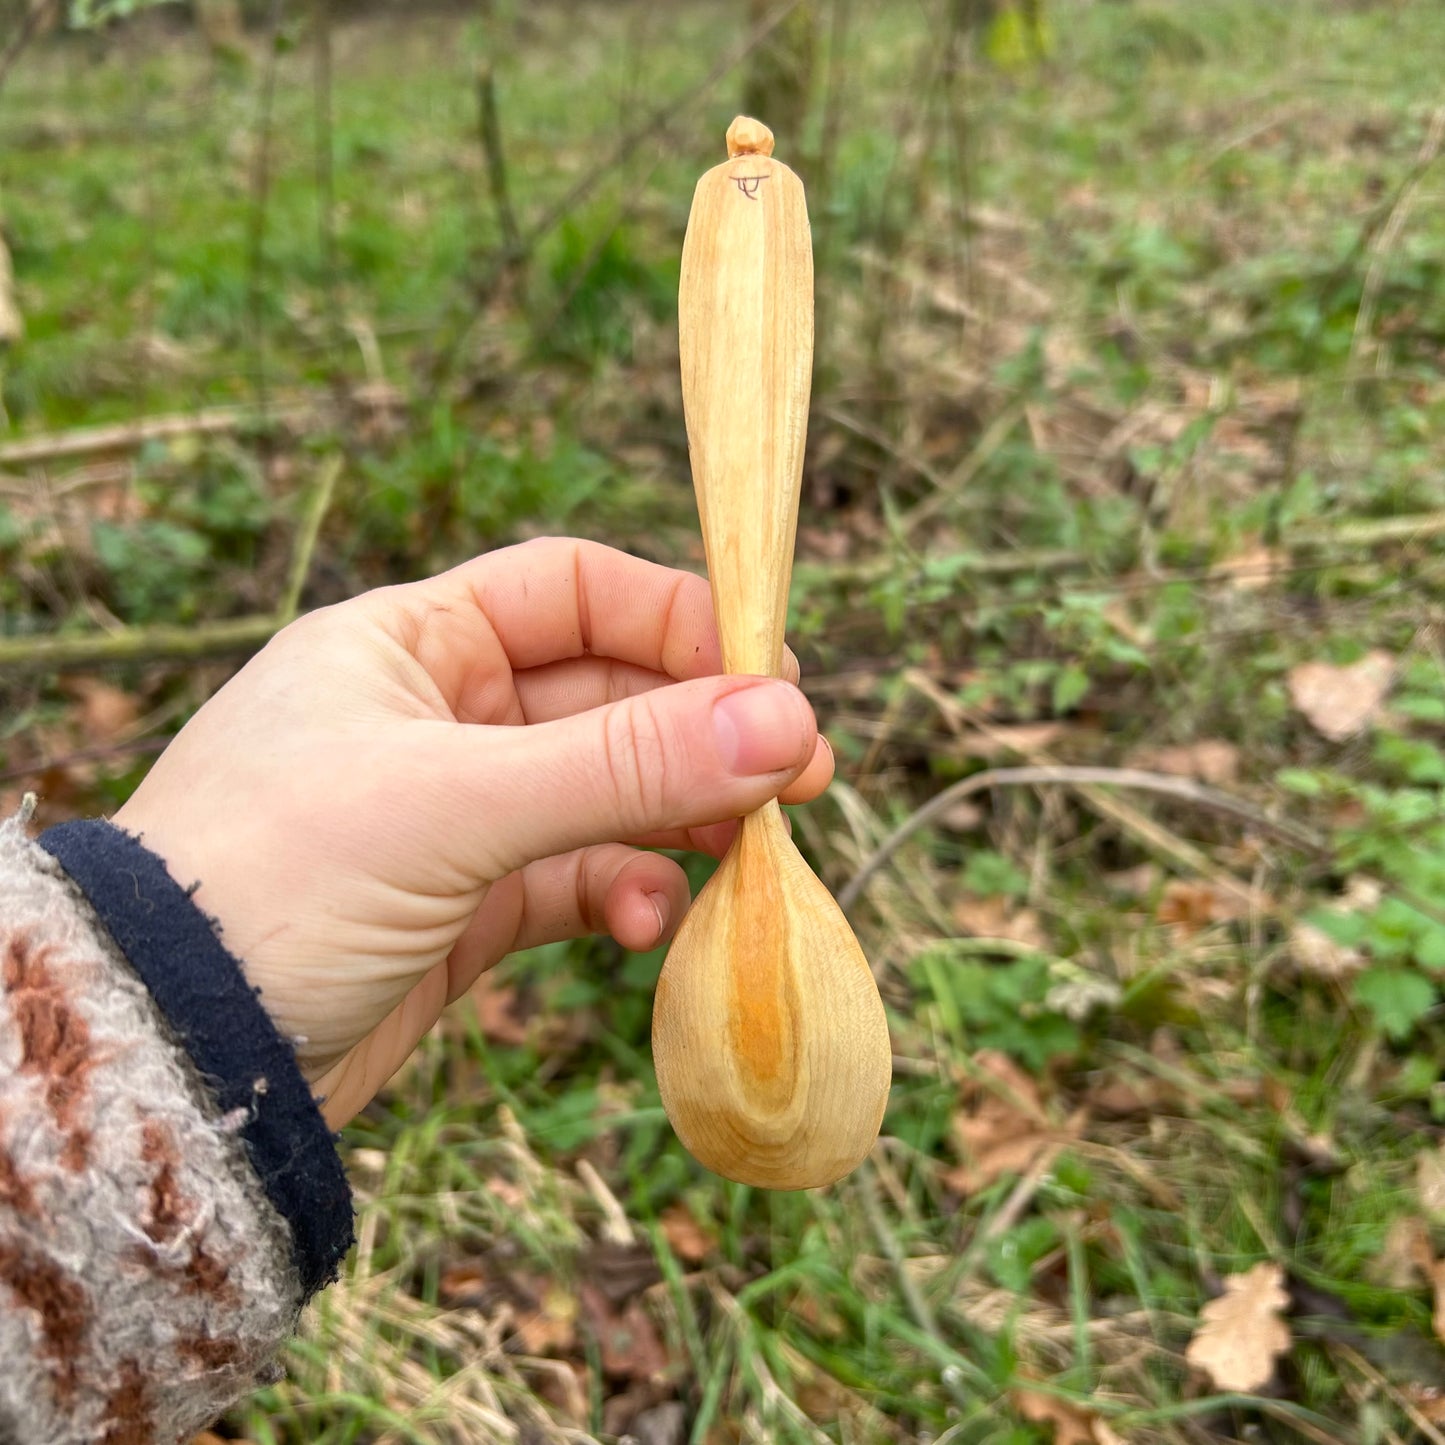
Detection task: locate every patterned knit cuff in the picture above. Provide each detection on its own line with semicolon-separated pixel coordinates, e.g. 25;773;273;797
39;819;353;1298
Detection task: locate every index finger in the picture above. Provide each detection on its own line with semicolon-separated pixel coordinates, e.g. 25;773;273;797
375;538;800;709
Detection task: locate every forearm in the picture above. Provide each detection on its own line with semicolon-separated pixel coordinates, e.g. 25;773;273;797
0;807;353;1444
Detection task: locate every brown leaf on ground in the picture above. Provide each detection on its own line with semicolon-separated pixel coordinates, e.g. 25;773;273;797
1287;651;1395;741
513;1278;579;1356
1432;1260;1445;1349
60;676;142;746
1370;1216;1433;1290
956;722;1067;759
439;1258;492;1309
1012;1385;1122;1445
659;1201;715;1264
1417;1146;1445;1222
1288;921;1364;980
944;1050;1071;1193
1184;1262;1291;1392
952;895;1049;949
1156;879;1249;934
1213;543;1286;592
1085;1073;1174;1118
1127;739;1240;786
470;981;531;1046
580;1282;669;1383
1404;1385;1445;1425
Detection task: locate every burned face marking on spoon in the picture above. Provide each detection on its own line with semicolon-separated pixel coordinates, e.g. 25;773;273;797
733;174;768;200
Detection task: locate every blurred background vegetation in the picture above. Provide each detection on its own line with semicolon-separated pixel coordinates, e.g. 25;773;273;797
2;1;1445;1442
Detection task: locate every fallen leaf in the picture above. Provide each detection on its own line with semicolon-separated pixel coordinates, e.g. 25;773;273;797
1086;1075;1173;1117
439;1258;491;1309
1213;543;1286;592
952;895;1049;949
1288;921;1364;980
1128;739;1240;786
1156;880;1248;934
659;1202;715;1264
1184;1262;1291;1393
953;722;1066;759
580;1283;669;1383
60;676;141;746
1432;1259;1445;1348
1418;1146;1445;1222
1287;651;1395;741
514;1279;579;1356
944;1050;1070;1193
1012;1385;1121;1445
471;981;531;1046
1405;1384;1445;1424
1370;1216;1432;1290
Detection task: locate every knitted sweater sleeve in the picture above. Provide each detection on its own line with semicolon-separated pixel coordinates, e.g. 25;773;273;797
0;808;354;1444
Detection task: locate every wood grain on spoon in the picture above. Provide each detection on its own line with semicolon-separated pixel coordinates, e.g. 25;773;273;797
652;117;891;1190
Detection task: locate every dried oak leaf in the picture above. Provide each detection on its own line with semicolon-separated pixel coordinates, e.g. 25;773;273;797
1128;739;1240;786
1288;921;1364;981
659;1201;715;1264
1012;1385;1124;1445
61;676;141;746
944;1050;1067;1193
579;1282;669;1383
1184;1262;1291;1393
1417;1145;1445;1222
1156;879;1248;934
471;981;531;1046
1287;651;1395;741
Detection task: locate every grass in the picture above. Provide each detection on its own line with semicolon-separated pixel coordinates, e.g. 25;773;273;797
3;1;1445;1441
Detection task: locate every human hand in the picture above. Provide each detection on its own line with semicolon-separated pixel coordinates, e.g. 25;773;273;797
112;539;833;1128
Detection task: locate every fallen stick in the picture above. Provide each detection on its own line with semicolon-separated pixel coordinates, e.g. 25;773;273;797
0;616;282;672
0;399;316;469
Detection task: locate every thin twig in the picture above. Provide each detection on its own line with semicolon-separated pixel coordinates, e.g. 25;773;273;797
476;61;522;263
278;453;343;622
0;616;283;673
0;400;318;468
838;765;1325;917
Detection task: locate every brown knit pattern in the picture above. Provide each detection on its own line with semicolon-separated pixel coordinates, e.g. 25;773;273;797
0;814;306;1444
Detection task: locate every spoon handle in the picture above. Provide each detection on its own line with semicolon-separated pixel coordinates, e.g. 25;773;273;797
679;116;813;678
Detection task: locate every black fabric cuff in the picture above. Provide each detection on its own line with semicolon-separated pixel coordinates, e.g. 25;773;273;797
39;819;354;1298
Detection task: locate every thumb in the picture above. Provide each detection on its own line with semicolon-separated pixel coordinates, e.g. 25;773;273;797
438;676;817;875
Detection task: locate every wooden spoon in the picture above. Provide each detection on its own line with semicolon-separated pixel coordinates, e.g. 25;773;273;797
651;117;892;1190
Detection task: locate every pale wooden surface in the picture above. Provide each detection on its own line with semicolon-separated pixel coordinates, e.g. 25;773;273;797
652;119;891;1190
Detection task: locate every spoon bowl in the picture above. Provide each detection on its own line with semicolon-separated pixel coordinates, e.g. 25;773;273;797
653;802;891;1189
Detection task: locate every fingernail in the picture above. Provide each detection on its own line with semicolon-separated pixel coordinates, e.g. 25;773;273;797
713;682;812;775
647;891;671;939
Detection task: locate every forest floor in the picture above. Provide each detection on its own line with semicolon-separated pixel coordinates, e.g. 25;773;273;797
3;2;1445;1442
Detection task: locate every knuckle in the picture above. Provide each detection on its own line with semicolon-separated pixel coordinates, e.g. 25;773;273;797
604;695;671;831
